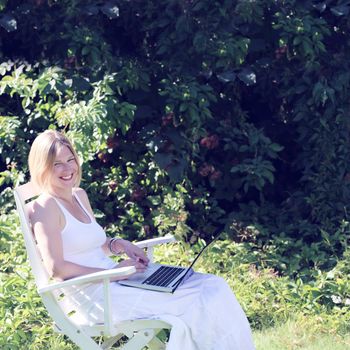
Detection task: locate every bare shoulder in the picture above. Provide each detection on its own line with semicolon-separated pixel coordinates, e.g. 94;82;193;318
73;187;88;199
30;194;60;224
73;187;94;215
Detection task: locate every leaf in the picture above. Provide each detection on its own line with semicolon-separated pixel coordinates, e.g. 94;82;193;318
164;129;184;148
230;165;240;173
179;103;188;112
72;76;91;91
64;79;73;88
270;143;284;152
198;69;213;79
331;5;350;16
293;36;302;46
176;15;188;33
167;158;187;182
264;170;274;184
293;112;305;121
243;182;249;193
156;45;168;55
313;3;327;12
217;71;236;83
237;68;256;86
192;1;206;11
157;18;170;28
193;32;207;52
295;84;308;94
0;14;17;32
21;96;31;109
320;118;328;129
101;2;120;19
82;5;99;16
154;153;173;169
81;46;90;55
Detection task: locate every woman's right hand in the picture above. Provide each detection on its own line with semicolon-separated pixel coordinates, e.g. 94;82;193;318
111;259;148;281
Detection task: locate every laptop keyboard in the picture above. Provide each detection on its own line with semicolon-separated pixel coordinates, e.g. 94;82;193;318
142;266;184;287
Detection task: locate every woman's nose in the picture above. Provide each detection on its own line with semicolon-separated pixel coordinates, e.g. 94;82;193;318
62;162;73;171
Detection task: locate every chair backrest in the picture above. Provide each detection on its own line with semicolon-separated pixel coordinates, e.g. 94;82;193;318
13;182;50;289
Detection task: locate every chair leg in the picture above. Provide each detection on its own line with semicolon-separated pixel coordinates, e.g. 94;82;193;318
101;329;166;350
101;334;124;349
54;322;102;350
121;329;156;350
147;334;167;350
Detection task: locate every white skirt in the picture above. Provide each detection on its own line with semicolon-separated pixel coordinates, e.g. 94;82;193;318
58;273;256;350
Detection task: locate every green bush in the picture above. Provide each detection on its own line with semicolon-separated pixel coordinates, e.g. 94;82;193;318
0;0;349;298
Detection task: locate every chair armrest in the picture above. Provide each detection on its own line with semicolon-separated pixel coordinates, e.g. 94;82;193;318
134;235;176;249
38;266;136;294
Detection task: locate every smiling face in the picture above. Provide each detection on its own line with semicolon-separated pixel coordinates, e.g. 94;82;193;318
28;130;82;192
49;145;79;192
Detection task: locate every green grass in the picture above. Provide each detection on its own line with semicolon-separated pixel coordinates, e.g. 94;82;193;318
253;317;350;350
1;212;349;349
25;318;350;350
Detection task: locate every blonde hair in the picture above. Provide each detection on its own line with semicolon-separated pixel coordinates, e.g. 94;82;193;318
28;130;82;190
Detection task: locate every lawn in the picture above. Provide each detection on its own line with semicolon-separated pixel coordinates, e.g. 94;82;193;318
253;317;350;350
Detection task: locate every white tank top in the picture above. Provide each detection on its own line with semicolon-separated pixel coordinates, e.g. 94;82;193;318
52;193;115;270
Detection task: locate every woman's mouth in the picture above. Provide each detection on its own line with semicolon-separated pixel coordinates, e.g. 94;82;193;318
60;174;74;181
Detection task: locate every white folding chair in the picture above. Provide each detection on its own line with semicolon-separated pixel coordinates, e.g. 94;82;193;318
14;182;174;350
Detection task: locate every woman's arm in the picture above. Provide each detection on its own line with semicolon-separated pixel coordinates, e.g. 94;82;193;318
109;238;150;265
31;195;107;281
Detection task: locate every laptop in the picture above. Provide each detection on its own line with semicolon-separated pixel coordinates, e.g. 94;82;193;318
118;230;222;293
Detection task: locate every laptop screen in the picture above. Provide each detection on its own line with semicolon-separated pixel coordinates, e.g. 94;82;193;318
172;229;223;293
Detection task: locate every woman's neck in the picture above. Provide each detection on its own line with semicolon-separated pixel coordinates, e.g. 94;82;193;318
48;188;74;204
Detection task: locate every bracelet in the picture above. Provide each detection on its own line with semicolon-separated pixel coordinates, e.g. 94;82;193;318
108;238;123;255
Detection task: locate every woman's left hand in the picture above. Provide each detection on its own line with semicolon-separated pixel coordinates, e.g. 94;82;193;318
113;239;149;265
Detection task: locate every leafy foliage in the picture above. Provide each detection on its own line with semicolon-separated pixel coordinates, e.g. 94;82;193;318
0;0;349;294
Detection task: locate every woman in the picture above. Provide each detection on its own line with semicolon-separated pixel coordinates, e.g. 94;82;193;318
28;129;256;350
